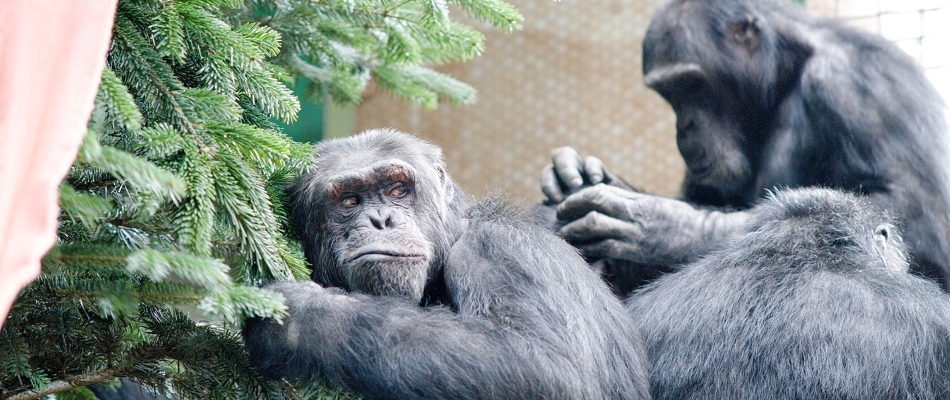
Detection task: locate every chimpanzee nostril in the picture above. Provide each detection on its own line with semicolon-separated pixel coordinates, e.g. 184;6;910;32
369;209;395;230
369;210;385;230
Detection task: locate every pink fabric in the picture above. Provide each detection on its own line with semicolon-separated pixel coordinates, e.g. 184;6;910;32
0;0;118;326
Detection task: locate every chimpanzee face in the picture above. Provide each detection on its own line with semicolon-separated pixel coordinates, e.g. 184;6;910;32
289;129;466;303
642;0;812;206
322;161;434;300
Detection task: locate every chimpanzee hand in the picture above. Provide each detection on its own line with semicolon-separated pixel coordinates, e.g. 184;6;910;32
541;147;633;203
556;184;750;265
242;281;356;380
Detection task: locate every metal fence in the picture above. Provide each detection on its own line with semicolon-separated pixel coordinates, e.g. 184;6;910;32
812;0;950;101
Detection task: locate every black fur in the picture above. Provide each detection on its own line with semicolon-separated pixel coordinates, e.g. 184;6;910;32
643;0;950;287
243;129;651;400
629;188;950;399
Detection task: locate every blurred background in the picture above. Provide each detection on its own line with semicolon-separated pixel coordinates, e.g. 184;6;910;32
295;0;950;202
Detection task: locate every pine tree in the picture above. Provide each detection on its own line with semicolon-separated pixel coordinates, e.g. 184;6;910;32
0;1;521;399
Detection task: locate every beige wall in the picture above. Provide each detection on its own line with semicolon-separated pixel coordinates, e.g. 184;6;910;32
356;0;679;202
355;0;949;202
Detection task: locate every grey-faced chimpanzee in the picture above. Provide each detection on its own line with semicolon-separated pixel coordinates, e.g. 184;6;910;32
242;129;651;400
540;0;950;294
628;188;950;399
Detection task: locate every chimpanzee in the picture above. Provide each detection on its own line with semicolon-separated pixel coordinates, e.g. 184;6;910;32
540;0;950;293
628;188;950;399
242;129;651;400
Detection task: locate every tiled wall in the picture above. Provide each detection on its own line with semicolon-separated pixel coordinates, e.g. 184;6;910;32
356;0;680;202
355;0;948;202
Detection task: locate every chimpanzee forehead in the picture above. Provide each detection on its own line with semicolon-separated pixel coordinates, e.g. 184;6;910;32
325;159;415;193
646;21;716;65
644;0;755;70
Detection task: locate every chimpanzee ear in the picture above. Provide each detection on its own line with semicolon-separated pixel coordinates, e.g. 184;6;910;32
772;17;814;65
436;165;455;202
873;223;910;273
729;14;762;51
771;16;815;82
429;148;466;215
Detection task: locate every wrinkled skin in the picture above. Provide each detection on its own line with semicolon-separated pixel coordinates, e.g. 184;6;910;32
244;129;651;400
541;0;950;293
629;188;950;399
286;128;467;304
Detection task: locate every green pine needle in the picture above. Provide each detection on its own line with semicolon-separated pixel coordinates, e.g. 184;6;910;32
1;0;522;397
127;248;233;289
97;68;144;132
59;184;113;230
154;3;188;63
448;0;524;31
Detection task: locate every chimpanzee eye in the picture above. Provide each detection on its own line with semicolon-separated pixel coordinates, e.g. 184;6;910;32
340;194;360;207
388;184;408;198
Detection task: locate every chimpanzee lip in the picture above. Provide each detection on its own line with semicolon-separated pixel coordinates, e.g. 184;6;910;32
350;247;425;263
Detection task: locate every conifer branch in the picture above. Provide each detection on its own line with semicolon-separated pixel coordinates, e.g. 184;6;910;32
1;0;521;398
4;367;126;400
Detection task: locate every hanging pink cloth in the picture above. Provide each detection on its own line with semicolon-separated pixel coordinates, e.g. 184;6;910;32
0;0;118;327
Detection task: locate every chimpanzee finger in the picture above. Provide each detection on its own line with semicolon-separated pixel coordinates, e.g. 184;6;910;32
540;165;567;203
556;185;639;221
559;211;642;242
577;239;635;262
583;156;605;185
551;146;585;190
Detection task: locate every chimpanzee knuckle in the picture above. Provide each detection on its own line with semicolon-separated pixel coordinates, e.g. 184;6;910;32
602;239;627;259
578;187;597;203
617;220;644;238
608;187;640;207
593;192;633;218
582;184;609;204
584;211;605;230
609;188;640;204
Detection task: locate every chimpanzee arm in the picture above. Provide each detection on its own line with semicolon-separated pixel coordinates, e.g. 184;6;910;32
555;184;751;266
243;203;648;400
244;282;562;399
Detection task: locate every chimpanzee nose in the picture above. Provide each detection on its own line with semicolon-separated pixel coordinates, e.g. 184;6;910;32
369;210;389;230
369;208;403;230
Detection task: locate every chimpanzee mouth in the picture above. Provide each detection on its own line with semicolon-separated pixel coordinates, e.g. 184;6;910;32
349;247;425;263
687;162;715;180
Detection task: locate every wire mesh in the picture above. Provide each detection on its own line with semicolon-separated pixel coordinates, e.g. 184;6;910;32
809;0;950;101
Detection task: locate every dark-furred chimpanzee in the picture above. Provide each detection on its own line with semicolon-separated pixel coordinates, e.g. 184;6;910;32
539;0;950;294
628;188;950;399
242;129;651;400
